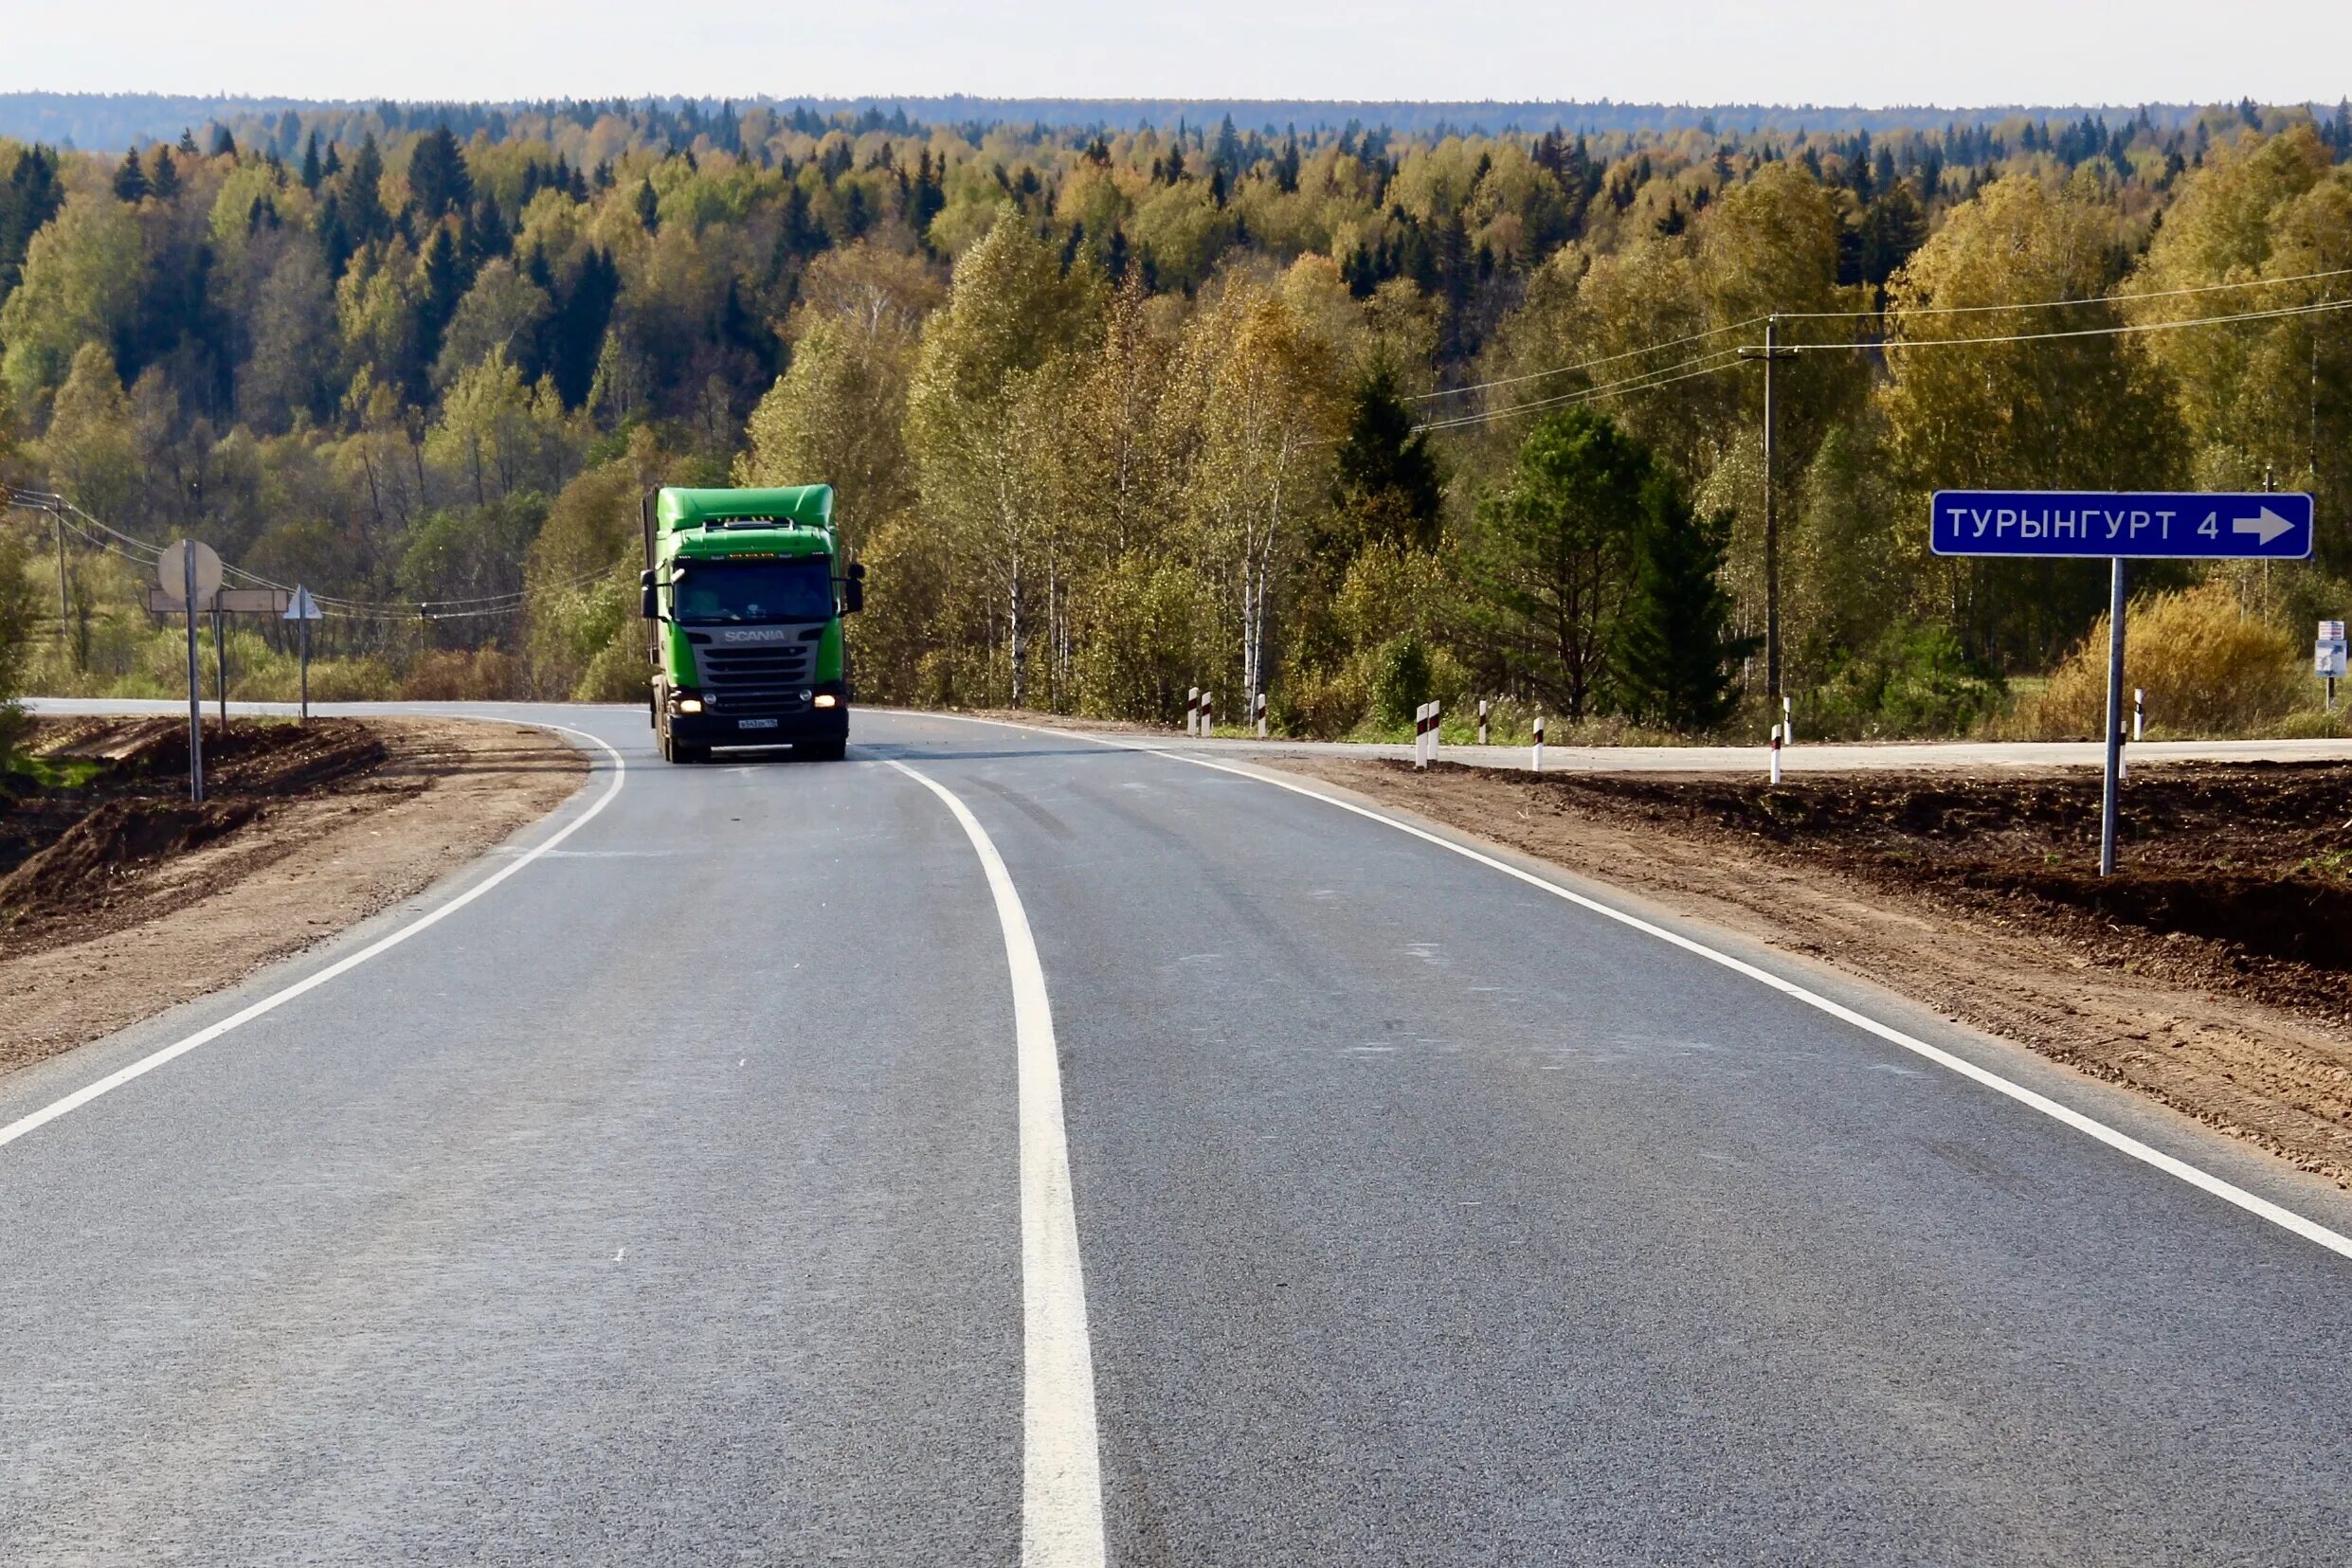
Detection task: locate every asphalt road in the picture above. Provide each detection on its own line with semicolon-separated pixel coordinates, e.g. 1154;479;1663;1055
6;703;2352;1565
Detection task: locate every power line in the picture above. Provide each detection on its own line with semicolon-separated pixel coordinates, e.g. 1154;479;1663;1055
12;488;625;618
1417;292;2352;434
1414;349;1748;433
1412;318;1765;403
1442;264;2352;414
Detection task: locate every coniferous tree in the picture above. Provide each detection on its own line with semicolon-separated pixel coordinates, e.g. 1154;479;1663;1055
634;178;660;232
546;246;620;408
112;148;150;203
1612;478;1751;730
300;131;323;190
208;124;237;158
343;134;387;243
0;145;64;299
1467;407;1652;720
146;146;181;201
416;226;466;392
407;126;473;222
1332;364;1441;550
315;195;353;279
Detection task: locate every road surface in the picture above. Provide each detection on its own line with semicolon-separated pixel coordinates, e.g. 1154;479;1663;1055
5;703;2351;1565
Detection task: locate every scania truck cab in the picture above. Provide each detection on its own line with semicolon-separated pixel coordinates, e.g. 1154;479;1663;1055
641;484;863;763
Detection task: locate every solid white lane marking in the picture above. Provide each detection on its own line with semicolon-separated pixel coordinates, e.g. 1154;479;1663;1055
904;712;2352;1265
0;724;627;1152
883;758;1105;1568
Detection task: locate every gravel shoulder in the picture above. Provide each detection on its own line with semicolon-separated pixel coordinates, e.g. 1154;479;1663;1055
1267;756;2352;1192
0;716;585;1077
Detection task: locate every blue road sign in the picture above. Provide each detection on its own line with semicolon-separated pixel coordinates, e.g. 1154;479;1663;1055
1931;490;2314;559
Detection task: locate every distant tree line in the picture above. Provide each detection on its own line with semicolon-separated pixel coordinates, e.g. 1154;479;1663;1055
1;97;2348;738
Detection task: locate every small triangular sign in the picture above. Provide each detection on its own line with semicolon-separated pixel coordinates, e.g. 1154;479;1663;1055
284;585;322;622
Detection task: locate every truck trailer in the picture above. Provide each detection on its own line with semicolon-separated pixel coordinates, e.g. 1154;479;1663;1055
640;484;863;763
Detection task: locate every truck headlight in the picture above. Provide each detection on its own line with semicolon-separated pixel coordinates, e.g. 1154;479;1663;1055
813;694;838;709
676;696;703;713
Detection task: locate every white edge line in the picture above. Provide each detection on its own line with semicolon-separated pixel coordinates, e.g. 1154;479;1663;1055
881;757;1106;1568
903;711;2352;1266
0;722;627;1151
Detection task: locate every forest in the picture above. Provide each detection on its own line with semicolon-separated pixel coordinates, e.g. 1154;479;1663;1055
3;94;2352;741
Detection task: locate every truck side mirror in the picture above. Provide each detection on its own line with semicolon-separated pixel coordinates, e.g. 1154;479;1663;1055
640;568;657;620
843;562;866;615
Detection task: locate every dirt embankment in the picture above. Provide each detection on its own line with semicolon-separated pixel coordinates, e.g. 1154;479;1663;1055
1;715;585;1077
1272;757;2352;1190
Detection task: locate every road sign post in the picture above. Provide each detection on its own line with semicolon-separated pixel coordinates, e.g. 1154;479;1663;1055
285;586;323;720
158;540;223;803
2317;621;2345;715
1933;490;2315;876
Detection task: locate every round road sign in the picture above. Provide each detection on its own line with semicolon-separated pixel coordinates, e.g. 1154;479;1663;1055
157;539;224;604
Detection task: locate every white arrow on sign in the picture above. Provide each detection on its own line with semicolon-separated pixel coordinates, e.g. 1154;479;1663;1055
2234;507;2296;545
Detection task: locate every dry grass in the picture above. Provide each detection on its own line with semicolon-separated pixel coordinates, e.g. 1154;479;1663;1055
2018;582;2299;738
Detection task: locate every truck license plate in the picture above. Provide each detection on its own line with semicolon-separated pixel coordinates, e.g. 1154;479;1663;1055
738;718;779;730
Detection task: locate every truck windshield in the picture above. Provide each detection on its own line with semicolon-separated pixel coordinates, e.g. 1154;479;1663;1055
672;558;834;624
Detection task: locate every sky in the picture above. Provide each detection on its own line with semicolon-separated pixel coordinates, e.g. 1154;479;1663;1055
7;0;2351;109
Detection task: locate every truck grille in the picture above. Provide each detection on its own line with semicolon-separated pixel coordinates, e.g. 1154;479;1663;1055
691;629;822;717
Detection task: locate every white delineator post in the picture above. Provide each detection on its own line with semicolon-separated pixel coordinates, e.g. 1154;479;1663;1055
1201;692;1213;736
2133;688;2144;742
1476;698;1490;747
1768;723;1783;785
1186;686;1199;736
1781;694;1792;748
1255;690;1267;738
1531;713;1545;774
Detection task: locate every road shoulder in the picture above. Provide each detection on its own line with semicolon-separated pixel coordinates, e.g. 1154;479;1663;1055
1265;755;2352;1195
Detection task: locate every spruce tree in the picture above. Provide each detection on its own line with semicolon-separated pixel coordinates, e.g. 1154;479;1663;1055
1332;364;1442;549
300;131;322;190
147;146;181;201
1611;477;1751;730
344;135;387;243
113;148;150;203
635;178;660;232
417;226;465;386
407;126;473;221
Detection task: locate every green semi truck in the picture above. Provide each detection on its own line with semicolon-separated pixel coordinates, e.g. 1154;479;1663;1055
640;485;863;763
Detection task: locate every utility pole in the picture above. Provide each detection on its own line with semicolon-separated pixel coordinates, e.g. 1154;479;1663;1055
52;509;70;665
1739;315;1799;701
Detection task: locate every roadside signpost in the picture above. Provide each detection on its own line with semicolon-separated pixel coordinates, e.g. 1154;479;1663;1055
1932;489;2315;876
2318;620;2346;713
156;540;222;802
287;586;323;719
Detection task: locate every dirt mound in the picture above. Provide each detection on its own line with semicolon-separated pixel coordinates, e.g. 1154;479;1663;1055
0;799;262;926
2;718;391;955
